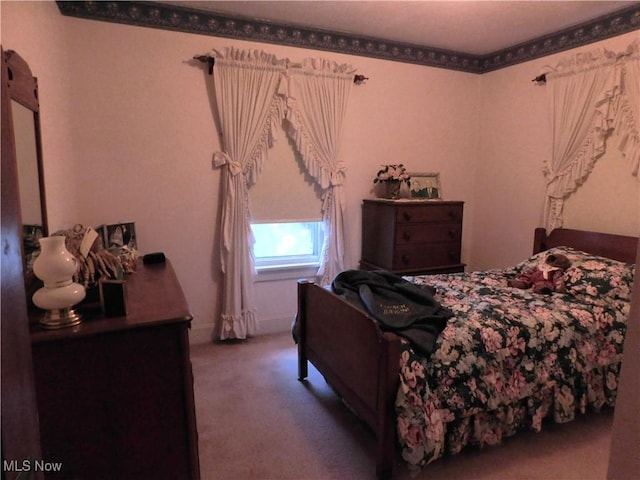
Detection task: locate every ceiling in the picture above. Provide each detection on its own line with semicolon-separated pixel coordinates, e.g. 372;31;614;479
163;1;637;55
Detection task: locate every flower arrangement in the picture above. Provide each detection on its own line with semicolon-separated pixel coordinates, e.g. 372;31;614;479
373;164;411;185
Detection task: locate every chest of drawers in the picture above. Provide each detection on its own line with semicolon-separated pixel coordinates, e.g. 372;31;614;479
360;199;465;275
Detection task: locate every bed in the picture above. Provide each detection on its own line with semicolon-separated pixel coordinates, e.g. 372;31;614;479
295;227;638;479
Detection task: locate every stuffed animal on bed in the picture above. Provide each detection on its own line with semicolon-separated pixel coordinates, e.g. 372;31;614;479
509;253;572;294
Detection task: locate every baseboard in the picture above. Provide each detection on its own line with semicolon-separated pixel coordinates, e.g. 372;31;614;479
188;316;292;344
256;315;294;336
188;323;216;344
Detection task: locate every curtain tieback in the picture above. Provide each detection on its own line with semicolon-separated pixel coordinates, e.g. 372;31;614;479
330;169;346;187
213;151;242;176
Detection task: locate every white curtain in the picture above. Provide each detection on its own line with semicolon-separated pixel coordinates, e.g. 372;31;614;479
211;48;287;339
613;40;640;178
283;59;356;286
542;48;622;231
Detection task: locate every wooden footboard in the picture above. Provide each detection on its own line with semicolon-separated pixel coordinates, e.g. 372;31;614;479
297;280;402;479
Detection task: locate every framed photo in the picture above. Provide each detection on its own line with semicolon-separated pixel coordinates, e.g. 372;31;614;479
409;172;442;199
99;222;137;250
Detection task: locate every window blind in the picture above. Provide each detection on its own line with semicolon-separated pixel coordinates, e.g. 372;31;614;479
249;134;322;222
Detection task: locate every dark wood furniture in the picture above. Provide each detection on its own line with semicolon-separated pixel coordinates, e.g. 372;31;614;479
360;199;464;275
533;227;638;263
3;48;48;296
1;46;44;480
30;260;200;480
298;228;638;479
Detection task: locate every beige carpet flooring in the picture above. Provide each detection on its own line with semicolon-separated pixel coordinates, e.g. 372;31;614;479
191;332;614;480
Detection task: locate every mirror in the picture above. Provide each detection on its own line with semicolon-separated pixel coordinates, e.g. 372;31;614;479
2;48;48;294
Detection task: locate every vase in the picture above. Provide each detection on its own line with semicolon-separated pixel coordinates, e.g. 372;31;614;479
32;235;85;329
383;180;402;199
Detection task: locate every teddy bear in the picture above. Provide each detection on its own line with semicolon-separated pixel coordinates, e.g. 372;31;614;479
509;253;572;294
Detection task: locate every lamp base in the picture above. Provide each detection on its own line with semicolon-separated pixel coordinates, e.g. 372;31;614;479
40;308;82;330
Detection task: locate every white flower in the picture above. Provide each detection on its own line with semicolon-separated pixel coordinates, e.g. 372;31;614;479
374;164;411;184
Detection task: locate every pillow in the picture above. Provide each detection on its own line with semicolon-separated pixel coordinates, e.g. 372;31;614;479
512;246;635;301
564;254;635;302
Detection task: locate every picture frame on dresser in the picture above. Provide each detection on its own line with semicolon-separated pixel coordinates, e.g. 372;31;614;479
409;172;441;199
99;222;137;249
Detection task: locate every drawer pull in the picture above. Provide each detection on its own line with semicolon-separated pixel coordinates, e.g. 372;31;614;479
448;210;457;219
402;231;412;241
448;229;457;239
403;211;412;221
448;251;457;260
402;254;411;264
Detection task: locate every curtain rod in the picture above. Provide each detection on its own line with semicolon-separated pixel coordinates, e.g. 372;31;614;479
193;55;369;84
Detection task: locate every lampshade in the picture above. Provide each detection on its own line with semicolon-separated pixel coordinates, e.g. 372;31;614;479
32;235;85;329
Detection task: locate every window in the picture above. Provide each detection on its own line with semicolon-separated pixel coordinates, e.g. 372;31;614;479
251;221;324;270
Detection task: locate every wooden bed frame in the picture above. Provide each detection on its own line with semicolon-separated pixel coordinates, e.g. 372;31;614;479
296;227;638;479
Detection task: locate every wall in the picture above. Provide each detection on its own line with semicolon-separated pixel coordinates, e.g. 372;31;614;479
2;2;637;342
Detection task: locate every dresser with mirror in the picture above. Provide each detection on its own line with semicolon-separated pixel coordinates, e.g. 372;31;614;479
1;45;45;480
1;47;200;479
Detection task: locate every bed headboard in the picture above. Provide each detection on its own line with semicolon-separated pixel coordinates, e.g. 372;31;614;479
533;228;639;264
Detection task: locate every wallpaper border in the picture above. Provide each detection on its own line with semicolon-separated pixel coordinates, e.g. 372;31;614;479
56;1;640;74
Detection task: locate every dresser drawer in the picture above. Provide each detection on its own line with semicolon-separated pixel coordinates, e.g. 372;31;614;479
395;204;463;224
395;223;462;245
393;243;462;270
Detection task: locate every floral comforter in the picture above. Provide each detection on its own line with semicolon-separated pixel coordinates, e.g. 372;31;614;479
396;247;634;472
